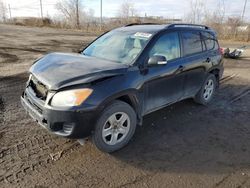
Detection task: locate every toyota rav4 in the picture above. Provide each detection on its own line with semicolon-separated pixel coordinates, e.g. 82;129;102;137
21;23;224;153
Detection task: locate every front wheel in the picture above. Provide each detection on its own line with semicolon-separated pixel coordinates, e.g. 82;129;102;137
194;74;217;105
92;100;137;153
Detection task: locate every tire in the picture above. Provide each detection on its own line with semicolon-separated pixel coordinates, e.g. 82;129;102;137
92;100;137;153
194;74;217;105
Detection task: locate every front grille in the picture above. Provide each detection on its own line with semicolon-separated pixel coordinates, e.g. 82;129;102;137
26;97;43;114
29;75;48;100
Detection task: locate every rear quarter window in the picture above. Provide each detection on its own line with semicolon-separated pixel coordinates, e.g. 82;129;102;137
181;31;203;56
202;32;218;50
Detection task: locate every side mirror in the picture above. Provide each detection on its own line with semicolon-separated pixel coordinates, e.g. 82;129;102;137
148;55;167;66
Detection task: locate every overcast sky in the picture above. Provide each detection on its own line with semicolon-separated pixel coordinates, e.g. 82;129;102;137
3;0;250;21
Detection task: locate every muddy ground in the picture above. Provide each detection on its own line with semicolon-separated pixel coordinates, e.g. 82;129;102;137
0;24;250;188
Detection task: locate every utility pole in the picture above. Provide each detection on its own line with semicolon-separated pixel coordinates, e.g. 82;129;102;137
39;0;43;19
100;0;103;31
76;0;80;28
8;4;11;19
241;0;248;22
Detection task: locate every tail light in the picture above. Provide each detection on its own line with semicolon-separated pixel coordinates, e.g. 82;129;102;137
219;47;224;55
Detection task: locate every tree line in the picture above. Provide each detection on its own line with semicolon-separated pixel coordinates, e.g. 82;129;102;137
0;0;249;41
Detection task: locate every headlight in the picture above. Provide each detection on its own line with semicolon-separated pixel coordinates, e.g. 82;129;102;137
51;88;93;107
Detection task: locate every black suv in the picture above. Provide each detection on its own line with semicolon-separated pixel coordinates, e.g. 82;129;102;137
21;23;223;153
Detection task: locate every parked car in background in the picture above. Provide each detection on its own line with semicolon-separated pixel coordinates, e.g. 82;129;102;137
21;23;224;153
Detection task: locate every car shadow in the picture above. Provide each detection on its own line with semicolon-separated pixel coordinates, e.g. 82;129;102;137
112;84;250;174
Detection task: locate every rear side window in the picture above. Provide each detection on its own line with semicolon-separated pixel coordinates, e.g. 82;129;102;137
202;32;217;50
149;32;180;61
182;31;202;56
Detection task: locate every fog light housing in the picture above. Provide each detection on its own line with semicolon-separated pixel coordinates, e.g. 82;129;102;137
63;123;74;134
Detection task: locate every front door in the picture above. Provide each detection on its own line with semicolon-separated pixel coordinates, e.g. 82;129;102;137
143;32;185;114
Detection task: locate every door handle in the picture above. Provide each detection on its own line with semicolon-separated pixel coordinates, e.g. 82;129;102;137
205;57;211;63
178;65;185;72
175;65;185;74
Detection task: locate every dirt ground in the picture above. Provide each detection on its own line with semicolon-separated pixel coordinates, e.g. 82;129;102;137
0;24;250;188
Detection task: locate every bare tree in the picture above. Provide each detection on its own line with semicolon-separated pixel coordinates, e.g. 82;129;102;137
202;0;225;36
0;0;7;22
119;1;137;23
186;0;206;24
204;0;225;25
247;24;250;42
226;17;242;39
216;0;225;23
85;8;95;22
55;0;82;28
79;8;94;25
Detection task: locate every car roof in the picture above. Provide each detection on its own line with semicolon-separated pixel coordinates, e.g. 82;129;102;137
115;23;216;36
115;24;167;34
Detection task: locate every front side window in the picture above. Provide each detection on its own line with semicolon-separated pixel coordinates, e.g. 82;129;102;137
83;30;151;64
182;31;202;56
149;32;180;61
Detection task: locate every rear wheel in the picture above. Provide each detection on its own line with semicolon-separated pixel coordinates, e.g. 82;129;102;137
92;100;136;153
194;74;217;105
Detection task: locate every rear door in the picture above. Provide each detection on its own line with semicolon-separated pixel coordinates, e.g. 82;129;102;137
201;31;222;67
180;31;207;98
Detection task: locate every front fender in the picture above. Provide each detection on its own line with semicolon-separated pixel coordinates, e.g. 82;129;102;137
98;89;143;124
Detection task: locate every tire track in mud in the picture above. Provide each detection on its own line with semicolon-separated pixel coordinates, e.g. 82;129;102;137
0;97;4;118
0;131;79;184
0;77;27;90
0;97;4;137
0;46;47;54
0;72;28;91
213;74;250;108
0;71;83;186
220;74;238;84
0;52;19;64
0;72;80;185
229;87;250;104
0;72;59;185
0;136;52;184
0;72;27;127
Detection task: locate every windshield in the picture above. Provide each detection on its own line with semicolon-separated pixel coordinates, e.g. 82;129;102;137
83;30;152;64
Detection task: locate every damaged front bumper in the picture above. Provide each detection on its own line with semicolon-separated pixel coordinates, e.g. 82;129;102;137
21;87;97;139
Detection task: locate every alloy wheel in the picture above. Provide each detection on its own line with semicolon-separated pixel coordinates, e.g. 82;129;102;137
203;79;214;101
102;112;130;145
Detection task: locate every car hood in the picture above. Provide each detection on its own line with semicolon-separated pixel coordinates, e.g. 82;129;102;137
30;52;128;90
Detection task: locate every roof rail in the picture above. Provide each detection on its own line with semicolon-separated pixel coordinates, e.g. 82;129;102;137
167;23;210;29
125;23;161;27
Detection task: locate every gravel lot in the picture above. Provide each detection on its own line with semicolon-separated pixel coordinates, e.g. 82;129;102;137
0;24;250;188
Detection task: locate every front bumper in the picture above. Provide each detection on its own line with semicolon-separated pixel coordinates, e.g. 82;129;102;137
21;88;97;139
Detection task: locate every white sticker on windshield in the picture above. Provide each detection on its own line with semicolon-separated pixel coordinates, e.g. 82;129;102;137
134;32;152;39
